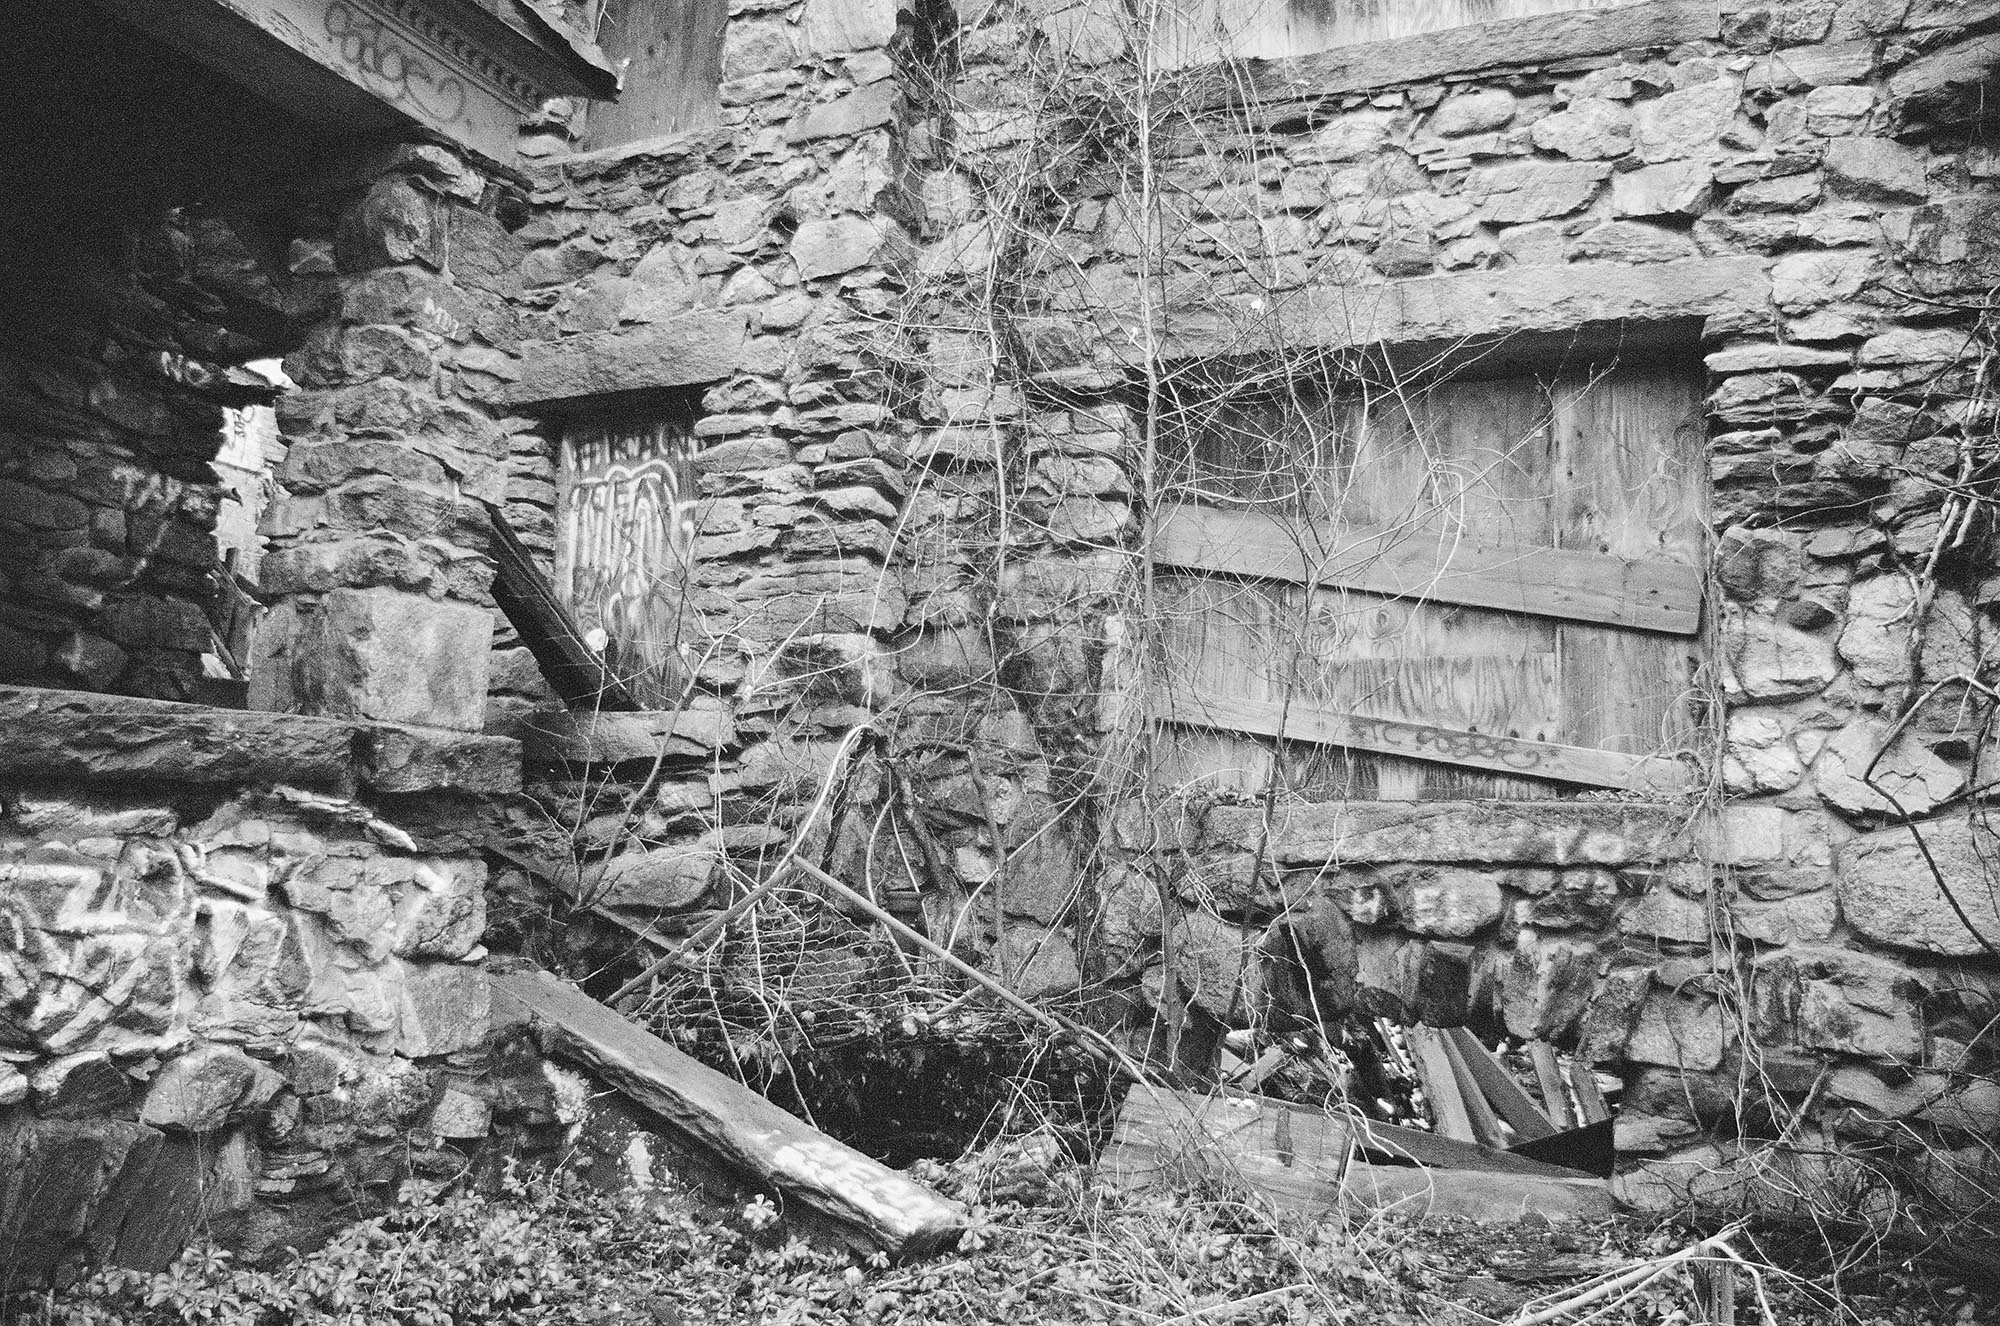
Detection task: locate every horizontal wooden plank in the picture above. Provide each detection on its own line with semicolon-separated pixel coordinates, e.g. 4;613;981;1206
1175;0;1721;109
1153;505;1701;635
492;970;966;1257
1165;691;1686;793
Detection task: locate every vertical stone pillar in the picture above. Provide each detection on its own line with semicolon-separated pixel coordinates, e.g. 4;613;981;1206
251;145;524;733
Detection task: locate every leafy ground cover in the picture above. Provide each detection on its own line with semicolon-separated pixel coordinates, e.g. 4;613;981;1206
8;1145;1995;1326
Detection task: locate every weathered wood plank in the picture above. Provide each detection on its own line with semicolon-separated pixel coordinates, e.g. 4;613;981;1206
1407;1026;1478;1144
1165;691;1687;792
1100;1087;1612;1224
1531;1042;1575;1131
1570;1061;1612;1124
1153;505;1702;635
491;969;967;1257
1550;367;1706;758
1442;1033;1509;1148
1446;1029;1558;1142
1175;0;1722;109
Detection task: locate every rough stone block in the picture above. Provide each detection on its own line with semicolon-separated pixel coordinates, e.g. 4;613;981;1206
505;310;748;405
801;0;898;53
1388;867;1503;938
139;1045;281;1134
1611;161;1716;218
1204;800;1689;867
592;844;720;911
1838;819;2000;956
274;589;493;733
1626;989;1729;1072
1824;137;1930;203
787;80;899;143
395;961;490;1057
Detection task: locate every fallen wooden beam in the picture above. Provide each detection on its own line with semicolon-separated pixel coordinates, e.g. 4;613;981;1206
492;968;968;1258
1099;1086;1612;1224
485;504;641;712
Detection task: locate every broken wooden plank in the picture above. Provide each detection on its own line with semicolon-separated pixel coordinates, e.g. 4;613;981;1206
1153;505;1703;635
1570;1061;1612;1123
491;968;967;1258
1165;690;1687;793
485;504;640;712
1529;1042;1574;1131
1446;1029;1558;1142
1440;1032;1508;1148
1406;1025;1477;1143
1100;1086;1612;1224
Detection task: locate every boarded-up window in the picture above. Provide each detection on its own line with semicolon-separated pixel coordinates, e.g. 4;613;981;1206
555;400;700;708
1155;0;1644;70
1152;356;1705;799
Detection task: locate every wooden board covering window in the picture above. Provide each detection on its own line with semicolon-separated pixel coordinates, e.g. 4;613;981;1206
1151;358;1705;800
555;403;700;709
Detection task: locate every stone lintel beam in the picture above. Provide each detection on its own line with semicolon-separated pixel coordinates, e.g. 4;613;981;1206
1178;0;1723;110
1203;800;1693;867
518;703;737;766
504;310;749;410
1161;256;1771;362
0;685;519;795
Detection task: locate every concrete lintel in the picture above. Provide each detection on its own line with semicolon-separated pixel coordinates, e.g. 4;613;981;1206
1158;256;1770;361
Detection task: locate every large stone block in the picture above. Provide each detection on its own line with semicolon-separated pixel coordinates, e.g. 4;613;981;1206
139;1044;281;1134
802;0;898;53
504;310;748;406
261;589;492;732
1838;819;2000;956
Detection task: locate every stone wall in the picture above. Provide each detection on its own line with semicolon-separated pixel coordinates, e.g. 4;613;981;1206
250;144;526;734
505;0;2000;1210
0;211;286;701
940;0;2000;1199
0;688;525;1283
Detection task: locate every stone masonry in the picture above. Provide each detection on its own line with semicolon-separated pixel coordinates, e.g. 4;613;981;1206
506;0;2000;1215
